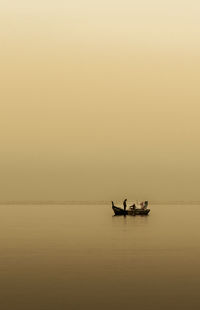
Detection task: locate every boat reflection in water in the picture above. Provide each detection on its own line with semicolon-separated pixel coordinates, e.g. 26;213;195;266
112;200;150;216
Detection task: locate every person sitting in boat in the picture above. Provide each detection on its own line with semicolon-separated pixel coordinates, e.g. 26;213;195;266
130;203;136;210
123;199;127;211
140;201;148;209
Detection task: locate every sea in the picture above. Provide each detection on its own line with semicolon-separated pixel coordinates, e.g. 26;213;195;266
0;203;200;310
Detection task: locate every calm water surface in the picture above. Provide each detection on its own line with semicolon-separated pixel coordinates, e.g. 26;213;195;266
0;204;200;310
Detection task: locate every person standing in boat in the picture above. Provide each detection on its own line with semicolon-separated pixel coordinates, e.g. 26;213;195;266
123;199;127;211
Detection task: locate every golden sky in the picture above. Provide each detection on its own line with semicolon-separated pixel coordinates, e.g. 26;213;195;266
1;0;200;201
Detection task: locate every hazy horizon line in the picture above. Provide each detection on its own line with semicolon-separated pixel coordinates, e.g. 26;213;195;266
1;200;200;205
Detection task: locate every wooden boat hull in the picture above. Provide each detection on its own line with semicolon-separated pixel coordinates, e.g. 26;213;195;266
112;206;150;216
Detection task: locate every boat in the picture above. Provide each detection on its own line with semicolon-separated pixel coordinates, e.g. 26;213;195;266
112;201;150;216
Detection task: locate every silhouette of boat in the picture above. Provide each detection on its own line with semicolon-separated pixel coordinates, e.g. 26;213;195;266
112;202;150;216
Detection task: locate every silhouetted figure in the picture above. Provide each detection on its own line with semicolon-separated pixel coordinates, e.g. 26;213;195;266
130;203;136;210
123;199;127;211
140;201;148;209
112;201;115;208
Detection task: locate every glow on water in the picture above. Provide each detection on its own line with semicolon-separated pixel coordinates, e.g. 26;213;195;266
0;204;200;310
